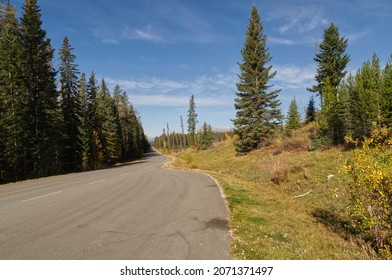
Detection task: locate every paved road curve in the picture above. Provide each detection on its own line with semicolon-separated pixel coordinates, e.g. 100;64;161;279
0;151;231;259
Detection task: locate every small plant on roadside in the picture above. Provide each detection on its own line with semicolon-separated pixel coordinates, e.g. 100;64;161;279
344;126;392;259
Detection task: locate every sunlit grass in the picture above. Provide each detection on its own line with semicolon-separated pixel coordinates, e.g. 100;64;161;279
169;125;376;259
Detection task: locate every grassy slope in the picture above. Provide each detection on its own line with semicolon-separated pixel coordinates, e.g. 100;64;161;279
168;126;375;259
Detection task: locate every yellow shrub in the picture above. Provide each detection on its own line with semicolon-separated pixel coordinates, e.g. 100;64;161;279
344;127;392;259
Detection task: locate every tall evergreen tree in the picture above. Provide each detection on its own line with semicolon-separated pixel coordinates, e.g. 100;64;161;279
199;122;213;150
0;2;27;182
20;0;60;178
85;72;101;169
233;5;282;154
112;84;125;161
308;23;350;103
286;98;301;131
178;116;183;148
166;123;171;149
187;94;198;146
59;36;82;172
77;72;89;168
382;55;392;126
118;91;133;160
347;54;384;139
98;79;118;164
305;95;316;123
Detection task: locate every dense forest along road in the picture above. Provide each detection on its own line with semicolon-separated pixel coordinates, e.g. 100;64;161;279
0;151;231;259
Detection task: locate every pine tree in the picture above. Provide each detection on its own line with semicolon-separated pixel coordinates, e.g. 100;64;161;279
98;79;118;164
128;103;144;158
343;74;358;138
112;84;124;161
286;98;301;131
166;123;171;149
382;55;392;126
352;54;383;137
187;94;198;146
0;2;27;182
233;5;282;154
199;122;213;150
59;36;82;172
118;91;133;160
85;72;101;169
305;95;316;123
77;72;89;168
308;23;350;103
20;0;61;178
116;90;147;160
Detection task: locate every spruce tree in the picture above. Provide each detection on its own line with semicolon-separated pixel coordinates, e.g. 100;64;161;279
0;2;27;182
382;55;392;126
308;23;349;146
85;72;101;169
112;84;124;161
233;5;282;154
199;122;213;150
77;72;89;168
352;54;383;137
98;79;118;164
286;98;301;131
305;95;316;123
20;0;60;177
308;23;350;102
59;36;82;172
343;74;358;138
118;91;133;160
187;94;198;146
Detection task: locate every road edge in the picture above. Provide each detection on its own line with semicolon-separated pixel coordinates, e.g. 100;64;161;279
160;152;235;257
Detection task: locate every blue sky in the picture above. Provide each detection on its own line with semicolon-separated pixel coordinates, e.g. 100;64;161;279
12;0;392;137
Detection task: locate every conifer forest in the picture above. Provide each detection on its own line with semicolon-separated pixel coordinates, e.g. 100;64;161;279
0;0;149;184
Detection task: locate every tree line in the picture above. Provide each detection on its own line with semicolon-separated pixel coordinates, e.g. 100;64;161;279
233;5;392;154
0;0;149;184
152;94;232;152
306;24;392;147
280;24;392;147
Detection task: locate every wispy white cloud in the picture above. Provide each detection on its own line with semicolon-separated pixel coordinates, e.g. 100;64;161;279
347;30;368;44
92;28;120;44
105;77;187;94
267;6;328;46
105;72;237;107
104;65;316;108
91;1;215;44
93;25;164;44
129;94;231;107
269;37;300;46
168;5;215;43
274;6;328;35
122;25;164;42
273;65;315;89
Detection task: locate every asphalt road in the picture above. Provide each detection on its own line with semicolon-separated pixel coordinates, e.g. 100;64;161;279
0;151;231;259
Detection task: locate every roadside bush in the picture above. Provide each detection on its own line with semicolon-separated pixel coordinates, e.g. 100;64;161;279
271;160;289;185
344;127;392;259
